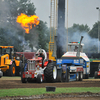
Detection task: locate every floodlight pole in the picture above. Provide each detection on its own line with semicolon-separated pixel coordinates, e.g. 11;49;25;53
66;0;68;51
96;7;100;53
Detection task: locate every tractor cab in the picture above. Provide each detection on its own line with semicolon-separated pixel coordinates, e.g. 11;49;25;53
0;46;14;59
68;42;84;52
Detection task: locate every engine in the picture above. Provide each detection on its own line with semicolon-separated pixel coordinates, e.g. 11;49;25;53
27;59;36;71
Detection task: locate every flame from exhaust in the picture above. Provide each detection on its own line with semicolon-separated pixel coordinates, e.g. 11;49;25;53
16;13;40;34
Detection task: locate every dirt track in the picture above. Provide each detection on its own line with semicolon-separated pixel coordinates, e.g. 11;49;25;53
0;77;100;100
0;77;100;89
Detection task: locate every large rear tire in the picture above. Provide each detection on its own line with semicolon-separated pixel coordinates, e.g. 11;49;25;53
94;71;98;79
66;69;70;82
44;62;57;83
7;63;16;76
15;61;22;76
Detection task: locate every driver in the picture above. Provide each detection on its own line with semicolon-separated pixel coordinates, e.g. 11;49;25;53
74;46;78;52
36;49;47;61
36;49;47;68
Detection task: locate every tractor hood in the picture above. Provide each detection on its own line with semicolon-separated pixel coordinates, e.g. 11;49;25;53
62;52;90;62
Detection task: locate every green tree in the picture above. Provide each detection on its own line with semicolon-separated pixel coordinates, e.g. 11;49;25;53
37;21;50;51
89;21;100;39
72;23;90;32
0;0;49;52
67;23;90;40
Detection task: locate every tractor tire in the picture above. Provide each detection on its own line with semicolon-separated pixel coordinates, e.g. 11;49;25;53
83;74;89;79
94;71;98;79
44;62;57;83
3;72;7;76
37;74;43;83
15;61;22;76
62;68;70;82
27;78;33;83
76;72;79;81
8;63;16;76
21;72;27;83
66;69;70;82
79;72;83;81
62;73;66;82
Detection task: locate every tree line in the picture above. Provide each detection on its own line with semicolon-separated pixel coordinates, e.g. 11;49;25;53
0;0;99;53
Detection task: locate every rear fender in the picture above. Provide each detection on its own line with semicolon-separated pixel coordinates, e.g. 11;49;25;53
44;61;49;67
14;59;20;66
44;60;53;67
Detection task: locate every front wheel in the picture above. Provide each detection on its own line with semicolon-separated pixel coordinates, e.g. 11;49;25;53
94;71;98;79
37;74;43;83
76;73;79;81
21;72;27;83
44;62;57;83
79;72;83;81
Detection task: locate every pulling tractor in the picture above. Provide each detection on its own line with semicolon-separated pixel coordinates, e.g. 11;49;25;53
0;46;22;76
64;42;90;79
45;36;90;82
21;49;53;83
21;36;89;83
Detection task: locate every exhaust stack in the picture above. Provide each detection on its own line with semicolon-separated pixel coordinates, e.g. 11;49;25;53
57;0;66;58
76;36;84;57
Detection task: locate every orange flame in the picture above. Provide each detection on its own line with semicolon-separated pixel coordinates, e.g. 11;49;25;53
16;13;40;34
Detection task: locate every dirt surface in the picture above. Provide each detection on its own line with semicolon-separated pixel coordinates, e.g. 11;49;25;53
0;77;100;89
0;77;100;100
0;92;100;100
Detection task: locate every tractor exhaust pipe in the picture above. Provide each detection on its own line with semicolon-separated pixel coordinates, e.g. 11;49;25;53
76;36;84;57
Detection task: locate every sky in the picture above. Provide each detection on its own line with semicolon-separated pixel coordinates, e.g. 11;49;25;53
31;0;100;29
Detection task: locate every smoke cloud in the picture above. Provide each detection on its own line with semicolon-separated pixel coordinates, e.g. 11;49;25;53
0;0;38;52
64;30;99;53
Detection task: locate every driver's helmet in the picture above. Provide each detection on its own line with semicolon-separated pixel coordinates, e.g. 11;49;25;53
39;49;43;55
36;49;47;61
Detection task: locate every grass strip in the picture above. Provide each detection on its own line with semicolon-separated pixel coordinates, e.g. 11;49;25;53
0;87;100;97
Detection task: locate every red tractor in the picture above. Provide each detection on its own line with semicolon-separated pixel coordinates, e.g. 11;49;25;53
21;49;55;83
